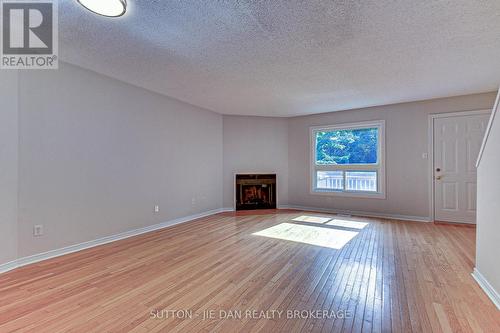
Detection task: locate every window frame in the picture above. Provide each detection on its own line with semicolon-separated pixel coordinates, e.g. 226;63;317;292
310;120;386;199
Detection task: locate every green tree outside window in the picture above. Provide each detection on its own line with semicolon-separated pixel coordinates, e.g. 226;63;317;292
316;128;378;165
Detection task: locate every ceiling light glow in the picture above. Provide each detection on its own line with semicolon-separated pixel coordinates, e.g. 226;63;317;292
77;0;127;17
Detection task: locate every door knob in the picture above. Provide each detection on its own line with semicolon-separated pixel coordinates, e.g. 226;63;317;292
436;176;442;180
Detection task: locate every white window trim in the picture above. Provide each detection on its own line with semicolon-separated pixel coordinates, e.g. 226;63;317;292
309;120;386;199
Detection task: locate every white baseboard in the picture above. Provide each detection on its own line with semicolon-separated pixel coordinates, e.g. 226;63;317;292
221;205;430;222
281;205;432;222
472;268;500;310
0;208;226;275
0;259;19;274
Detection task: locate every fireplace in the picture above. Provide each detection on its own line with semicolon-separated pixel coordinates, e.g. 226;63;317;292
236;174;277;210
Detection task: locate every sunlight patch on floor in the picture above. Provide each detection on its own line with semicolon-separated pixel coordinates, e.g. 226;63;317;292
326;219;369;230
253;223;358;250
292;215;332;224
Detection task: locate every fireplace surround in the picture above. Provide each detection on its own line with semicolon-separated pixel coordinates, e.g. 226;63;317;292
235;174;277;210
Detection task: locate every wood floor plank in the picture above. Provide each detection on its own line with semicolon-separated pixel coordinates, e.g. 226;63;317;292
0;210;499;333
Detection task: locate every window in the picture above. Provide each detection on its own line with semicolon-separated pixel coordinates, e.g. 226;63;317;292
310;120;385;198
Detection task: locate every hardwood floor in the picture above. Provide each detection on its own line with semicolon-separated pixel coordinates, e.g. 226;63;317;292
0;211;498;332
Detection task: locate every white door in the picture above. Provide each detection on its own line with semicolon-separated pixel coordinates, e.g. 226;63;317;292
434;113;490;224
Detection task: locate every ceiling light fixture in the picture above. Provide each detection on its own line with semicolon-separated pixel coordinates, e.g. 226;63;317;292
77;0;127;17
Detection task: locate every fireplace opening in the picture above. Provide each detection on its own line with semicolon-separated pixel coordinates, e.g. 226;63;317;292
236;174;277;211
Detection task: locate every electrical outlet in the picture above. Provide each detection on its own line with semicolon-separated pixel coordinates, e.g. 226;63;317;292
33;225;44;237
154;205;160;213
191;198;196;206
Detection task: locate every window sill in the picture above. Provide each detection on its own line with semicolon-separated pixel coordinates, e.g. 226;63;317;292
310;189;386;199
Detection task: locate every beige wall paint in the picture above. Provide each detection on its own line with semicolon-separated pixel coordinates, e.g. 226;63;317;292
223;116;288;208
476;91;500;296
0;71;19;266
288;92;497;219
16;63;223;258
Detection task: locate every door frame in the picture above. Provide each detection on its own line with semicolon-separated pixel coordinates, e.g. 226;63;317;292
428;109;491;222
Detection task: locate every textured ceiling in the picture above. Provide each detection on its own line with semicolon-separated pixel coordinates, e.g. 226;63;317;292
60;0;500;116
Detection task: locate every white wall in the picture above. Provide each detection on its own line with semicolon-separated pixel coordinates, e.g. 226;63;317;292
0;71;19;266
16;63;223;258
476;91;500;300
1;61;497;267
223;116;288;208
288;93;496;219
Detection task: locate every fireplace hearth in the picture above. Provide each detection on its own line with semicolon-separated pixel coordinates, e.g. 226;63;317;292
236;174;277;211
